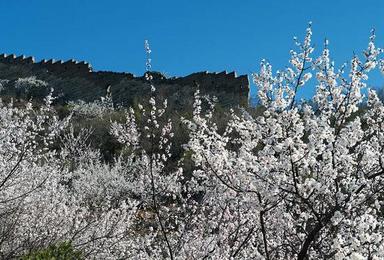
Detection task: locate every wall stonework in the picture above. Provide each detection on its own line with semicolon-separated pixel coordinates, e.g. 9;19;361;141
0;53;250;107
0;54;92;76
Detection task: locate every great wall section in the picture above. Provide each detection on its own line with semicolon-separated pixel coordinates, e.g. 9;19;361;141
0;53;250;108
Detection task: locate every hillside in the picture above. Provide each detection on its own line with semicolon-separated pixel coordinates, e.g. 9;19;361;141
0;54;250;109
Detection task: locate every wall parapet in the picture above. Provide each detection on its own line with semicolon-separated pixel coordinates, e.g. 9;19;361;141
0;53;92;74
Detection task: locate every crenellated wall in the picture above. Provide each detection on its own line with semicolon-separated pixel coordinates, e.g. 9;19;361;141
0;53;250;106
0;54;92;75
175;70;248;92
0;54;35;65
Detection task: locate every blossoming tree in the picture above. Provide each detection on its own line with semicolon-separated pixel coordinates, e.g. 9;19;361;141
1;24;384;260
184;24;384;259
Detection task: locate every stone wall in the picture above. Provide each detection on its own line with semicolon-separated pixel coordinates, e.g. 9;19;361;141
0;53;250;107
0;54;92;76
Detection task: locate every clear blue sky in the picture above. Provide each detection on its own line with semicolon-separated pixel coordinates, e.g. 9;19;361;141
1;0;384;98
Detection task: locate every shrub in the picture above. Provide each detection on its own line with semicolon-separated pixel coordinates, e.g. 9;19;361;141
21;242;83;260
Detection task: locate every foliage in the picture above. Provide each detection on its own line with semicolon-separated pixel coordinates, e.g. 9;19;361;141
21;242;83;260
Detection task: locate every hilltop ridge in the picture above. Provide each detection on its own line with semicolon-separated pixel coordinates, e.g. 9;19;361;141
0;53;250;108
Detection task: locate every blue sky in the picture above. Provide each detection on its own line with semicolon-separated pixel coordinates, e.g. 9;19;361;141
1;0;384;99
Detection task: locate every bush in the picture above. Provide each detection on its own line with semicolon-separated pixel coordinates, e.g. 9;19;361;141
21;242;83;260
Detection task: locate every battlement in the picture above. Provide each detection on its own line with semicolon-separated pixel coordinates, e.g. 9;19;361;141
0;53;92;74
0;53;250;107
0;53;249;91
0;54;35;65
175;70;249;92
